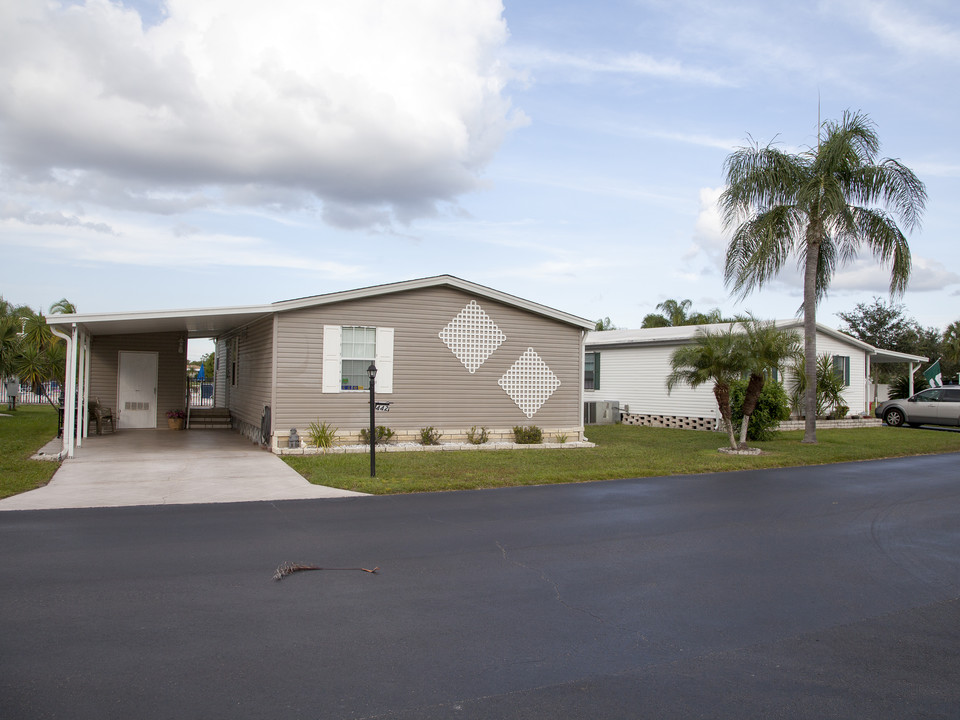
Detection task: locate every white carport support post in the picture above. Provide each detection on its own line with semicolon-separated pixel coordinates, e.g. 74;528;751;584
50;324;79;459
80;333;91;441
909;361;918;397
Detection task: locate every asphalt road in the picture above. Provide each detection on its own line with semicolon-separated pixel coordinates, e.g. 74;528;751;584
2;453;959;719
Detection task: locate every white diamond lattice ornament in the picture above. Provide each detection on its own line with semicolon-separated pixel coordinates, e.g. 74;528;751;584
438;300;506;373
498;348;561;418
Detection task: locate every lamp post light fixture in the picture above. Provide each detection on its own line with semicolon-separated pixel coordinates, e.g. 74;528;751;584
367;362;377;478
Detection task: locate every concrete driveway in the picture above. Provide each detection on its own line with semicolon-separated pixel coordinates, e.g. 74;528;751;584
0;429;363;511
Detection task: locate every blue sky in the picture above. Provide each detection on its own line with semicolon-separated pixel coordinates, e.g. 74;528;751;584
1;0;957;359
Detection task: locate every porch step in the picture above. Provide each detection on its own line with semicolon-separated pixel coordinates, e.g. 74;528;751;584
188;408;232;430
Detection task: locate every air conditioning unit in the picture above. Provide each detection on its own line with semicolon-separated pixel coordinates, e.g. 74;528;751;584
584;401;620;425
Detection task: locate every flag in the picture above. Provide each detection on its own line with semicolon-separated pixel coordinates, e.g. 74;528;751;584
923;359;942;388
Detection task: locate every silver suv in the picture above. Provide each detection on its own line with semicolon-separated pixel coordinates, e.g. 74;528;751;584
876;387;960;428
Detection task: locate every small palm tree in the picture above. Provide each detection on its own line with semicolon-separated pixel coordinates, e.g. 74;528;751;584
667;325;745;451
721;110;926;444
735;316;801;446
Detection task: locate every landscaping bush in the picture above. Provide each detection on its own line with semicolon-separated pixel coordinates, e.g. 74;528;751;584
466;426;488;445
418;427;443;445
512;425;543;444
359;426;395;446
307;420;338;451
889;373;928;400
731;379;790;441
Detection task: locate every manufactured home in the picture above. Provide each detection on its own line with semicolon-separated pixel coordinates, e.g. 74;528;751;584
49;276;594;457
583;321;927;428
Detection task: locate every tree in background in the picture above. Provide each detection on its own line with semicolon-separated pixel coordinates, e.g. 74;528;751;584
0;298;75;408
200;352;215;378
642;299;728;328
945;321;960;369
666;325;745;451
837;298;955;384
594;317;616;331
721;110;926;443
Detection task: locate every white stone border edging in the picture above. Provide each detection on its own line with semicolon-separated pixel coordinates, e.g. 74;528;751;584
278;440;595;456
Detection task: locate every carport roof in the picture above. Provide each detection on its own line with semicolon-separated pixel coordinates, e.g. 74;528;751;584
47;274;594;338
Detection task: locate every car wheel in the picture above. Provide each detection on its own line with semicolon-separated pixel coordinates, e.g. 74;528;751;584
884;408;905;427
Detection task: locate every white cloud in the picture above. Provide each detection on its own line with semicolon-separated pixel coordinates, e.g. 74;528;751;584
683;186;725;265
849;0;960;62
805;255;960;294
506;46;733;86
0;216;366;277
0;0;523;227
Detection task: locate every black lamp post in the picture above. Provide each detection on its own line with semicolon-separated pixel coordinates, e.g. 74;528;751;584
367;362;377;477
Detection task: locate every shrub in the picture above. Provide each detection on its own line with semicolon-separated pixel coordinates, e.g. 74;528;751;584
359;426;395;446
889;373;928;400
555;433;568;444
512;425;543;444
466;426;488;445
418;427;443;445
307;420;338;451
730;379;790;441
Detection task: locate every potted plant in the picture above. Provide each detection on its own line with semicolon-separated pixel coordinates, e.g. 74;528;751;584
166;409;186;430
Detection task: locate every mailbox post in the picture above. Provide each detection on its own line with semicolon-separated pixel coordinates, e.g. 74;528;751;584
367;363;377;478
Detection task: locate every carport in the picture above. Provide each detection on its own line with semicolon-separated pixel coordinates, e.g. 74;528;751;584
48;303;275;460
0;428;363;511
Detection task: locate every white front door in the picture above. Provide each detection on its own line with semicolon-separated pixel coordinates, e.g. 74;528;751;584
118;351;158;428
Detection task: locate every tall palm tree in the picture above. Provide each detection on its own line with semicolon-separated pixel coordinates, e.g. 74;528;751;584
721;110;926;443
657;299;692;326
735;316;801;446
666;325;745;451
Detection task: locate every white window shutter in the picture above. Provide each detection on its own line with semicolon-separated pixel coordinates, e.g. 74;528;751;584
322;325;341;393
375;327;394;394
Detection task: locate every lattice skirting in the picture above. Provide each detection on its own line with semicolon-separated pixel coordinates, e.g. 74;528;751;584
620;413;718;431
776;417;881;430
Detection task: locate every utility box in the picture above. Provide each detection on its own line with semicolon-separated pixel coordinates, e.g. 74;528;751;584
584;400;620;425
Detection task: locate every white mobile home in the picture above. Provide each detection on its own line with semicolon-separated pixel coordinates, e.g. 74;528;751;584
583;321;926;428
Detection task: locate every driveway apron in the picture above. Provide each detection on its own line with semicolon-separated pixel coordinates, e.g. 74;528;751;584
0;429;363;510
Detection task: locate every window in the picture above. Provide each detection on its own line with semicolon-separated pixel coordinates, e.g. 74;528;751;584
943;389;960;403
832;355;850;387
340;326;376;391
322;325;394;394
584;352;600;390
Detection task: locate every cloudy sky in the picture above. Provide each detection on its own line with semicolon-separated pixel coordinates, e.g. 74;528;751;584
1;0;957;358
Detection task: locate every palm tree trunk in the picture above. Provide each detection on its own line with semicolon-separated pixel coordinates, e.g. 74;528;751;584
713;383;739;450
802;234;820;444
738;374;765;446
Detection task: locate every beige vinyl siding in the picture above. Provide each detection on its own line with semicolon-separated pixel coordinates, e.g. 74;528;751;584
88;332;185;429
273;286;582;433
214;338;228;408
224;315;275;431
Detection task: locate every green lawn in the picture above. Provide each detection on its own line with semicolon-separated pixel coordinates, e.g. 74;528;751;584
283;423;960;495
0;404;61;499
3;408;959;501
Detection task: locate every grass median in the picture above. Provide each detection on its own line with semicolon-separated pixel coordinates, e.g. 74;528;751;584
0;404;60;499
283;423;960;495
